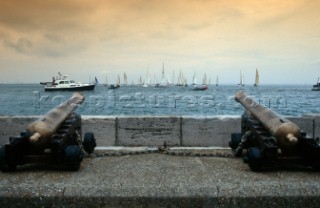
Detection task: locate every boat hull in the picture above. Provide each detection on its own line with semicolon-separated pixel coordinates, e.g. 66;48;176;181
312;83;320;91
108;84;120;89
45;84;95;91
193;85;208;91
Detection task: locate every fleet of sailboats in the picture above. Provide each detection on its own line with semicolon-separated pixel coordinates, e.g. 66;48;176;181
176;69;188;87
101;67;261;90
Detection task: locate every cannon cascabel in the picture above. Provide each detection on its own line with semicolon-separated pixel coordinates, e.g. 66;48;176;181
27;92;85;149
235;91;301;149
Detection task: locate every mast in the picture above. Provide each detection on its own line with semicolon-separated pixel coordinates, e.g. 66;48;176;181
154;74;157;86
104;76;108;86
171;71;175;86
177;69;183;86
146;69;150;85
192;72;196;86
161;63;165;85
203;73;207;85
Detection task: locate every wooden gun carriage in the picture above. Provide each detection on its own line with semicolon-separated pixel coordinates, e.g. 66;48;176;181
0;93;96;171
230;91;320;171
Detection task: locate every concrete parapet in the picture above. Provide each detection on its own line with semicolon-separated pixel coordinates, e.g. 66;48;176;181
302;114;320;139
289;116;314;137
82;116;116;146
182;116;240;147
117;116;181;146
0;115;319;147
0;116;36;139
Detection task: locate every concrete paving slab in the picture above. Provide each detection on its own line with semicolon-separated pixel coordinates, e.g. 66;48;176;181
1;152;320;207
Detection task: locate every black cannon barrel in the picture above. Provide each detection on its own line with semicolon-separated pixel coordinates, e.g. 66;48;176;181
27;92;85;148
235;91;301;149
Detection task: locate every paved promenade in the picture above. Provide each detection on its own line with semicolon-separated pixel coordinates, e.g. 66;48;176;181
1;148;320;208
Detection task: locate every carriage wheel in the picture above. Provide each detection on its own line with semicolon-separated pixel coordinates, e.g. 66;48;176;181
248;147;262;171
83;132;96;154
0;146;17;172
63;145;84;171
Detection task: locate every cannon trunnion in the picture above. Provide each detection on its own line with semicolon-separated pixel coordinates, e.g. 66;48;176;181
230;91;320;171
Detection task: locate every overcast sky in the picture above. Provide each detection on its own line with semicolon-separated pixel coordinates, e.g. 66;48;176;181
0;0;319;85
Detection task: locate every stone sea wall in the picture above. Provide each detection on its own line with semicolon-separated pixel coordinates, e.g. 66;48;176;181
0;115;319;147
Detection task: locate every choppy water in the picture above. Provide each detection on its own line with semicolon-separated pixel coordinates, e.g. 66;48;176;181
0;84;319;116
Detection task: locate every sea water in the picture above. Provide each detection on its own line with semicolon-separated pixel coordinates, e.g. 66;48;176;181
0;84;319;117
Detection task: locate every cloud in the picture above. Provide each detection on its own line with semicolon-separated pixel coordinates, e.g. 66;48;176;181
0;0;98;57
4;37;33;54
0;0;94;31
0;0;319;84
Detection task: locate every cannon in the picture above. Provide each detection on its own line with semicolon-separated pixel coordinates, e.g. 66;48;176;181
229;91;320;171
0;92;96;171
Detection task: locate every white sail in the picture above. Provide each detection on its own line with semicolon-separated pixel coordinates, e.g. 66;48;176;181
156;62;169;87
238;70;244;86
117;74;120;86
177;69;183;86
254;69;259;87
123;72;127;85
138;75;142;86
192;72;197;85
142;70;150;87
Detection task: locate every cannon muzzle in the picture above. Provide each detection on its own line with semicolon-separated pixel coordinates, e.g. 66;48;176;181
235;91;301;150
27;92;85;148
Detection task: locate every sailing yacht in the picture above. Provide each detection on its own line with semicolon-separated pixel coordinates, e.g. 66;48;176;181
238;70;245;86
104;76;108;86
155;63;169;87
176;69;184;86
254;69;259;87
123;72;128;86
142;70;150;87
138;75;143;86
109;74;120;89
216;76;219;87
312;77;320;91
192;73;208;91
